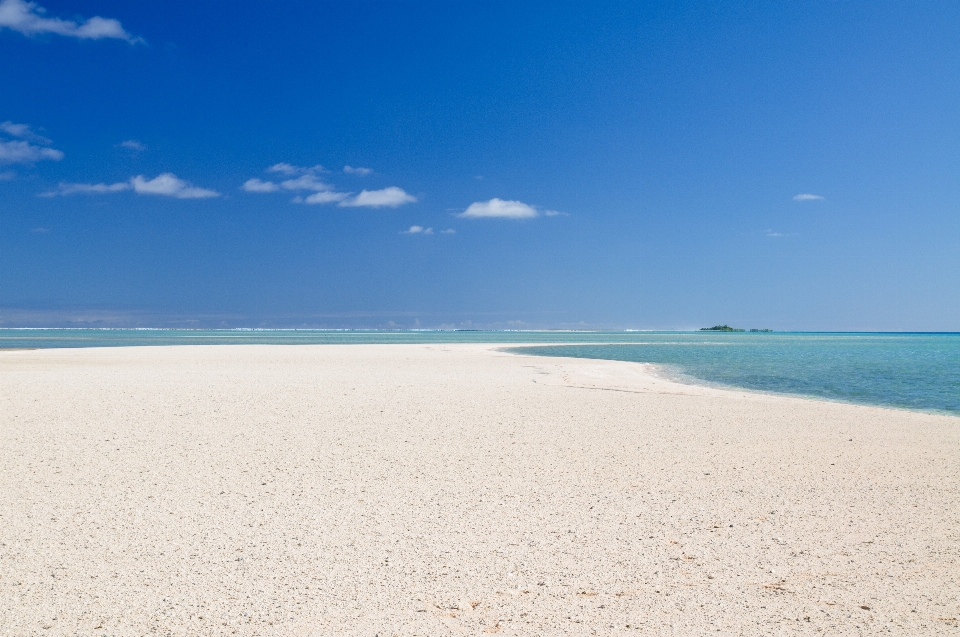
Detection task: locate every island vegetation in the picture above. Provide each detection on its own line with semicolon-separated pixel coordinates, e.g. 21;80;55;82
700;325;745;332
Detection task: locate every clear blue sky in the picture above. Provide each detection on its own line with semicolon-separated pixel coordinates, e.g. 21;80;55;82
2;1;958;330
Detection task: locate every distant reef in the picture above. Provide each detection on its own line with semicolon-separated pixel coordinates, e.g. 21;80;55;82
700;325;745;332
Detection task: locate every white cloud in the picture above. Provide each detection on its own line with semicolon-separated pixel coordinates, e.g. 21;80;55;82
40;174;218;199
0;120;51;144
242;178;279;193
403;225;433;234
339;186;416;208
441;228;456;234
246;164;343;196
792;193;824;201
267;162;326;176
0;0;139;42
0;139;63;164
459;198;538;219
131;173;219;199
0;121;31;137
0;170;14;180
118;139;145;152
245;164;413;208
303;190;348;204
41;181;130;196
267;163;297;176
267;162;300;176
0;120;63;164
281;173;333;192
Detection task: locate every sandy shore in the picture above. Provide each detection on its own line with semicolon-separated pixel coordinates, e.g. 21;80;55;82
1;344;958;636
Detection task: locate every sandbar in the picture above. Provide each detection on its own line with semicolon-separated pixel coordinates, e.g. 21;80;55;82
1;344;957;635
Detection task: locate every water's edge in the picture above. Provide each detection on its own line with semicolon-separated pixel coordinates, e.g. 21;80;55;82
502;345;957;418
502;339;960;417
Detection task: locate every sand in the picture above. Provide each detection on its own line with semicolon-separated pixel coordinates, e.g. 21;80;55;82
1;344;958;636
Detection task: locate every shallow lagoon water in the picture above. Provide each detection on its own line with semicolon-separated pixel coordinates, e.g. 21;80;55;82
508;333;960;416
2;329;957;416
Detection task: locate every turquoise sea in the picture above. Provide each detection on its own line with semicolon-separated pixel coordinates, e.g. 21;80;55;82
1;329;957;416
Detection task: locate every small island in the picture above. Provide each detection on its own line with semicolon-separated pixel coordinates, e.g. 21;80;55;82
700;325;745;332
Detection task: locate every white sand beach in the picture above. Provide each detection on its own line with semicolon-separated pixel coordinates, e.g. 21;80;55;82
1;344;958;636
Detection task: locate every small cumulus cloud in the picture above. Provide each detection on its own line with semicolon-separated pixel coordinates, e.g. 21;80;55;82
0;121;62;164
1;120;51;144
267;163;326;176
339;187;416;208
267;163;300;176
41;174;218;199
41;181;129;196
246;164;340;197
131;173;218;199
242;178;279;193
0;0;141;42
118;139;146;152
441;228;456;234
792;193;824;201
281;173;334;192
403;225;433;234
459;198;538;219
0;139;63;164
303;190;348;204
243;163;414;208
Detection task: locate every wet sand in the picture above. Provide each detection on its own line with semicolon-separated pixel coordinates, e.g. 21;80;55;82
1;344;958;635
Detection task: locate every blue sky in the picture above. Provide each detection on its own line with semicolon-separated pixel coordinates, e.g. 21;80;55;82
2;1;958;330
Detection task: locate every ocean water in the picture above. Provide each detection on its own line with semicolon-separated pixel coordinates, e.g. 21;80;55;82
1;329;957;416
508;333;960;416
0;328;636;349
